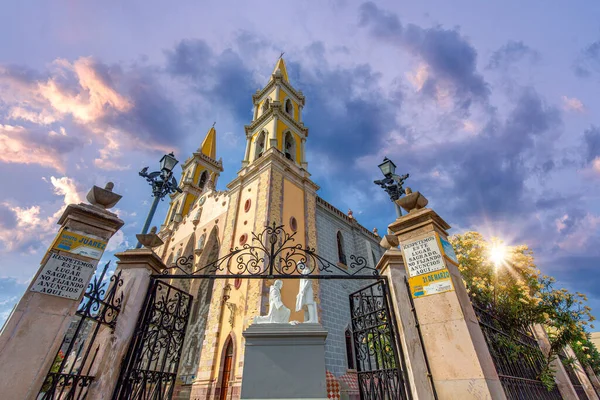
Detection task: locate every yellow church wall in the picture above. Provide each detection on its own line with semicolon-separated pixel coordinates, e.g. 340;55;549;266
181;193;197;217
192;164;202;184
280;178;306;322
293;101;299;121
206;173;264;386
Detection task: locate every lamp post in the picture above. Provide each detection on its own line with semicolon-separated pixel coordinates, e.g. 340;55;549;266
374;157;410;218
135;152;183;249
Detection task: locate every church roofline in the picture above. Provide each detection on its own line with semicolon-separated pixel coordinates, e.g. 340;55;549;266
316;197;380;241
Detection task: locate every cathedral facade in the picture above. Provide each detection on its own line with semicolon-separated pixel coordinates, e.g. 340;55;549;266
154;59;383;400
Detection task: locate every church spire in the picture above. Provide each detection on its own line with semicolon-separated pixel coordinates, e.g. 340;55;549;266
199;125;217;159
271;57;289;83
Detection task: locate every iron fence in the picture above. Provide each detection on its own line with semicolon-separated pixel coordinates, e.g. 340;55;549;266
472;304;563;399
37;261;124;400
559;352;587;399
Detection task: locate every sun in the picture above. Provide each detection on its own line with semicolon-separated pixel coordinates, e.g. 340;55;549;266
489;243;507;267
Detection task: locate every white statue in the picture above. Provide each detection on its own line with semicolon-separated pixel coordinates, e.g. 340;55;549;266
296;263;318;323
254;280;291;324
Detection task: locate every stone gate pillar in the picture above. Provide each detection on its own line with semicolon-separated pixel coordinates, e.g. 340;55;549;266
86;247;166;400
564;345;599;400
531;324;578;399
383;189;506;400
0;184;123;400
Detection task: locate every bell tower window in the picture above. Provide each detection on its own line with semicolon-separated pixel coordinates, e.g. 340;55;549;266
285;99;293;116
262;98;270;114
255;131;266;160
283;132;296;161
198;170;208;189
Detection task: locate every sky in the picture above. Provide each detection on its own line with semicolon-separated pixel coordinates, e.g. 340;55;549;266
1;0;600;326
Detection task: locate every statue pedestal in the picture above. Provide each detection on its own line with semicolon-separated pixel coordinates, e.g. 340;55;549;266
241;323;328;400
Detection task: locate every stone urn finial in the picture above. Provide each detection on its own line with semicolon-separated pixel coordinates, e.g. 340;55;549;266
86;182;122;209
395;187;428;213
136;226;164;249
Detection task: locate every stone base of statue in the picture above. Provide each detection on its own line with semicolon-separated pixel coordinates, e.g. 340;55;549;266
240;323;328;400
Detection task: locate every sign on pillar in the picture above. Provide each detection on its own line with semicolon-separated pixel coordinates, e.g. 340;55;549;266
402;233;456;299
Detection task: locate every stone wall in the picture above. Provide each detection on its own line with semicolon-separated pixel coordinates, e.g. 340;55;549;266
315;199;383;377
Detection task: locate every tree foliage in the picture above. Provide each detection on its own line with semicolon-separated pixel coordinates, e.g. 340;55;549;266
450;231;599;386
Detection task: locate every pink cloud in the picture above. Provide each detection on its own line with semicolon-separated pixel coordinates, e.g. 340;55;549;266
0;124;82;172
561;96;585;113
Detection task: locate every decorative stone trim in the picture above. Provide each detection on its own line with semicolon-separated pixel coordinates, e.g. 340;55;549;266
245;103;309;137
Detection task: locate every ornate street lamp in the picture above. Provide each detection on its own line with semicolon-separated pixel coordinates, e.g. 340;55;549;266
374;157;409;217
135;152;183;249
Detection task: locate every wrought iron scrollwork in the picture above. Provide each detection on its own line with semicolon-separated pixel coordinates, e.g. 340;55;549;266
38;261;124;400
113;279;193;400
160;222;377;279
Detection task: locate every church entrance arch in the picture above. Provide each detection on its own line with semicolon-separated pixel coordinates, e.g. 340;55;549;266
113;223;411;400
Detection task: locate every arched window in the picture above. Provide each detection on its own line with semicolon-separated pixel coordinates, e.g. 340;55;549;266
345;328;355;370
169;201;180;222
262;98;270;113
254;131;266;160
283;132;296;161
219;339;234;400
198;170;208;189
337;231;346;265
197;233;206;250
285;99;293;116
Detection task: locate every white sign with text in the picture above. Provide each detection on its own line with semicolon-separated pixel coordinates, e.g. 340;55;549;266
402;235;446;277
30;253;96;300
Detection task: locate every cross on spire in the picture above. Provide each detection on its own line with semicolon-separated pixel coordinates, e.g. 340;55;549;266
278;51;285;60
212;121;216;128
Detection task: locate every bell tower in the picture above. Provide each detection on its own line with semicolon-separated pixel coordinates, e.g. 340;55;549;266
192;58;320;400
242;58;308;169
163;126;223;227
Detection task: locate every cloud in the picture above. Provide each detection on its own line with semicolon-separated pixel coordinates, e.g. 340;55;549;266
574;39;600;78
50;176;82;205
583;125;600;164
37;57;132;123
562;96;585;113
487;40;540;70
165;39;257;122
358;2;489;109
0;57;184;172
555;211;600;252
0;124;84;172
0;176;84;253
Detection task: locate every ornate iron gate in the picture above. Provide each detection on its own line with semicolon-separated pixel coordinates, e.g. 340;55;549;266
113;279;192;400
349;280;411;400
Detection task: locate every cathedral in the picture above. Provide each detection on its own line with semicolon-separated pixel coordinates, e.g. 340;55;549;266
155;58;383;400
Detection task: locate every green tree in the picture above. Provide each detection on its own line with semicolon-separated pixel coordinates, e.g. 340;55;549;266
450;232;597;389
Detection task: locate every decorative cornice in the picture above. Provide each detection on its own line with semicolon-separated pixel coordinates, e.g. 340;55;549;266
252;76;305;106
245;103;309;137
316;197;380;240
228;147;319;193
182;151;224;172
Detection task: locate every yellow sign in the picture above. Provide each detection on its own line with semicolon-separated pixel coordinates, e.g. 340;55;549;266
52;229;108;260
408;268;454;298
